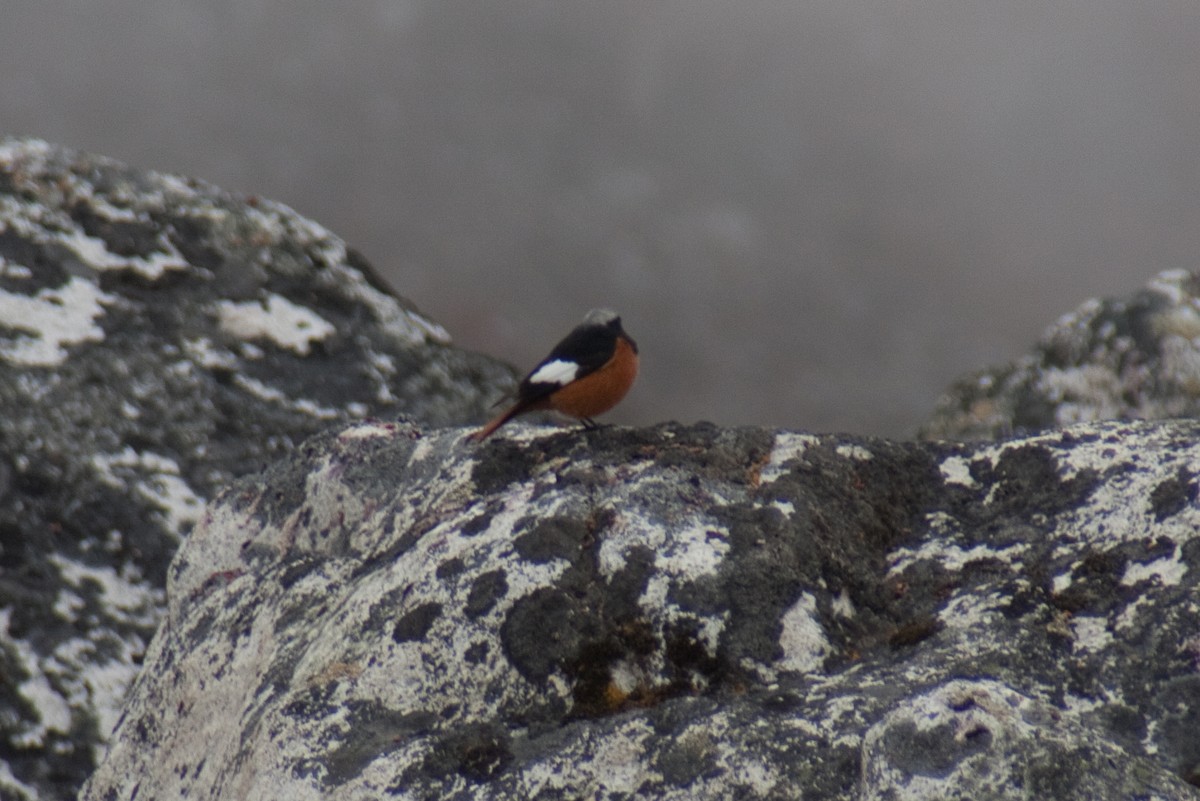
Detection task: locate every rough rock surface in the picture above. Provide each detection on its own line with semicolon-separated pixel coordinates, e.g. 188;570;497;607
922;269;1200;441
0;139;514;801
82;418;1200;799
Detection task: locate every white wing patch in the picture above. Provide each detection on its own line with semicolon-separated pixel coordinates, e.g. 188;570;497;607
527;358;579;386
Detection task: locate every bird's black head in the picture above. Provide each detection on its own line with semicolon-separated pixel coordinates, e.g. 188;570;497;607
583;308;636;354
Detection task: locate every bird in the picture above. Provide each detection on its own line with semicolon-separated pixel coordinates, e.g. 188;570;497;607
469;308;638;441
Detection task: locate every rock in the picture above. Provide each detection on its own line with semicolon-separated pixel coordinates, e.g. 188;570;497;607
82;419;1200;799
0;139;514;801
921;269;1200;441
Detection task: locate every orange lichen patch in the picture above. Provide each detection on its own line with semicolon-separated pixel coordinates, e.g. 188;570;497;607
311;660;363;686
747;449;772;488
583;678;689;717
603;681;630;710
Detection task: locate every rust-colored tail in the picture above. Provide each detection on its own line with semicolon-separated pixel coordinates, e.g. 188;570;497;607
468;400;527;442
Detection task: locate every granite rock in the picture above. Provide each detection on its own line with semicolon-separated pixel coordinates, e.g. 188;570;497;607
81;418;1200;799
922;269;1200;441
0;139;514;800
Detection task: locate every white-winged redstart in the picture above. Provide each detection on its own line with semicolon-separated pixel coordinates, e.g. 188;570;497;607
469;308;638;441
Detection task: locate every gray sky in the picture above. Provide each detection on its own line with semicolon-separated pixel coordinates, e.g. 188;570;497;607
4;1;1199;436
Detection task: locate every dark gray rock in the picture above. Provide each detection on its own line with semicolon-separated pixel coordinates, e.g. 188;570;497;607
922;270;1200;441
0;139;514;801
81;419;1200;799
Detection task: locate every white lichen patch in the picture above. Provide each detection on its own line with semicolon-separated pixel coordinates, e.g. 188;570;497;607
1114;595;1152;632
76;190;139;223
836;444;873;461
0;256;33;279
293;397;347;419
215;293;336;356
0;760;40;801
831;588;856;619
64;637;147;743
822;692;865;730
0;276;116;366
598;499;721;633
888;537;1025;578
336;422;399;443
150;171;201;200
938;590;1005;633
923;511;961;538
776;592;831;674
1146;269;1193;306
4;591;152;759
1037;365;1128;427
1144;719;1161;756
239;342;265;360
230;374;284;402
183;336;238;370
235;201;454;346
91;448;206;540
1071;615;1113;653
599;498;731;654
248;198;350;271
231;374;341;419
59;227;188;280
939;455;977;487
712;753;779;796
0;158;194;280
760;432;821;483
1121;547;1187;587
1052;570;1075;594
771;500;795;517
364;348;400;403
949;422;1200;559
1;610;73;748
1158;334;1200;391
518;719;658;799
50;554;162;625
625;520;729;588
328;264;451;345
595;470;723;577
1061;692;1109;717
0;136;53;165
1057;422;1194;484
54;586;84;618
1054;428;1200;549
962;423;1147;491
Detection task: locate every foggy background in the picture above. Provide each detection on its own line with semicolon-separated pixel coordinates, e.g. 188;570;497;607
4;1;1199;437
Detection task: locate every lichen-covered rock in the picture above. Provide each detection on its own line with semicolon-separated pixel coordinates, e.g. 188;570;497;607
0;139;514;801
82;419;1200;799
921;269;1200;441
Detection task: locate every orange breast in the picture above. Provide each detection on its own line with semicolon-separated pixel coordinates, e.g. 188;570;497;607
548;336;638;419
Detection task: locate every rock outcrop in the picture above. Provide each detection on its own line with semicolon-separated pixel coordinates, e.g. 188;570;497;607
81;419;1200;799
922;269;1200;440
0;139;513;800
8;139;1200;800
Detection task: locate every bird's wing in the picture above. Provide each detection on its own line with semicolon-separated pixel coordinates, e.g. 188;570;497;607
516;324;617;402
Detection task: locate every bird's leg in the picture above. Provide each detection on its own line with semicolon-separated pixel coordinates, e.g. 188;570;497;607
581;417;600;430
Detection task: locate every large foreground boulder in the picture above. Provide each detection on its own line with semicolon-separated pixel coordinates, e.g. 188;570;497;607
83;418;1200;799
0;139;513;800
